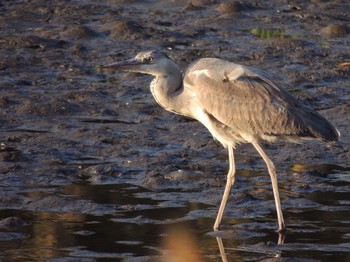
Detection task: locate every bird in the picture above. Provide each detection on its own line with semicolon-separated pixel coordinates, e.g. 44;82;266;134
100;50;340;233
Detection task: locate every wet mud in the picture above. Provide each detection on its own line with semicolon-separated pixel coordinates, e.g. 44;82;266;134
0;0;349;261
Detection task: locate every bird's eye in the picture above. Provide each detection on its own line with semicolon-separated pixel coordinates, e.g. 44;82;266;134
147;57;153;63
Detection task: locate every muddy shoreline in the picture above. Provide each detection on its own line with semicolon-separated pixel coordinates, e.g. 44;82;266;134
0;0;349;261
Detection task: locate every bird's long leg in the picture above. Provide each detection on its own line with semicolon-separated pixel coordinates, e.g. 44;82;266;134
252;141;286;232
214;146;236;231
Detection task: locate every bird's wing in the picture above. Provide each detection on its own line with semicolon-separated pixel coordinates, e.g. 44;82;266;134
183;58;314;140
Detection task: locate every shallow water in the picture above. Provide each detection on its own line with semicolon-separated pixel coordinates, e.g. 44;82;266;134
0;0;349;261
1;165;349;261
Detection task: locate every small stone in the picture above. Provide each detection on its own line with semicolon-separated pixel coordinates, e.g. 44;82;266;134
216;1;241;13
321;24;347;38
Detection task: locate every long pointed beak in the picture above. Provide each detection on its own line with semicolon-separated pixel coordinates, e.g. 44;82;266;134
99;58;142;72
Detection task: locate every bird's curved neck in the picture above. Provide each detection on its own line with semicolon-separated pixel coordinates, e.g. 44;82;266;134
150;72;184;115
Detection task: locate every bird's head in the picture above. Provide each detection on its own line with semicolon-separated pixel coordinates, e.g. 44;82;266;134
100;50;179;77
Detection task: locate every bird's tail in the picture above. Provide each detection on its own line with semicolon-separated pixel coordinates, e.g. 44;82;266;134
303;110;340;142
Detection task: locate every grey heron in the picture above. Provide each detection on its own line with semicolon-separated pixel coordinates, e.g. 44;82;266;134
101;50;340;233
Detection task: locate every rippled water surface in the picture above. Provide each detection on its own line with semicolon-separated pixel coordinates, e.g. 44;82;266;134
0;0;349;261
1;166;349;261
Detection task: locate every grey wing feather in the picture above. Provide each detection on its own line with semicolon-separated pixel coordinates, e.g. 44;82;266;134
184;58;339;142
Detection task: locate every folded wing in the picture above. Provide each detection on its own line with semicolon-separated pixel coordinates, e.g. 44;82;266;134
184;58;339;142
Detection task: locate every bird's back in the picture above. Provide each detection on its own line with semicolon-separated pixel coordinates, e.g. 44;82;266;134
183;58;339;145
